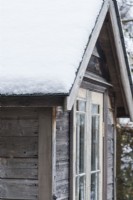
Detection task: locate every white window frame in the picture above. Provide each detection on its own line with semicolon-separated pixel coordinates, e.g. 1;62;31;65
71;88;103;200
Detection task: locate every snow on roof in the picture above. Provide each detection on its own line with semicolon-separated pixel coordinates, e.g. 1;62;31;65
0;0;103;95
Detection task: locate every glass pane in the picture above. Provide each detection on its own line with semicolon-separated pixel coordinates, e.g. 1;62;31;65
92;104;99;114
79;114;85;173
76;100;86;112
76;114;85;174
76;176;85;200
76;177;79;200
79;176;85;200
91;115;99;171
91;173;99;200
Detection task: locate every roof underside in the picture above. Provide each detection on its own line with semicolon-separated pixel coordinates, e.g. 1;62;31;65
0;0;103;95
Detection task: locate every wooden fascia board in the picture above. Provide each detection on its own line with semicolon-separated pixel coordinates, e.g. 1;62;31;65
109;1;133;121
0;95;65;107
65;0;110;111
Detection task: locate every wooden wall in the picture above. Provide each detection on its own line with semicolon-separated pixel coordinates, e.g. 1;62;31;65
0;108;38;200
107;97;115;200
56;107;70;200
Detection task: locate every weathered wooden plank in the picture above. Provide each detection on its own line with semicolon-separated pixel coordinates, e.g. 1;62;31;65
56;122;69;133
56;161;69;182
107;167;113;184
107;156;113;167
56;131;69;142
56;143;69;161
81;80;106;93
0;199;33;200
0;199;35;200
0;108;38;118
38;108;52;200
107;140;114;155
107;184;113;200
52;108;57;196
56;107;70;198
0;158;37;179
0;119;38;136
57;198;69;200
0;137;38;158
107;124;114;139
0;96;64;108
0;108;39;200
56;180;69;199
0;158;37;169
56;140;69;146
0;179;38;199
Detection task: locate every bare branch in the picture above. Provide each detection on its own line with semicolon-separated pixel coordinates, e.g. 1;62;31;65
122;19;133;23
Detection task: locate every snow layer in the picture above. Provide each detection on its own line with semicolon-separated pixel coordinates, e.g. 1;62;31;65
0;0;103;95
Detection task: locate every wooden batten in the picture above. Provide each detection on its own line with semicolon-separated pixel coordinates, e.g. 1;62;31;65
38;108;53;200
52;107;57;198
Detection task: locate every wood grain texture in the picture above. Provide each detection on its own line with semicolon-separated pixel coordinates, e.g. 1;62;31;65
0;108;39;199
0;158;38;179
0;119;38;136
38;108;52;200
56;107;70;200
106;103;115;200
56;180;69;199
0;96;64;108
0;179;38;199
0;137;38;158
56;161;69;182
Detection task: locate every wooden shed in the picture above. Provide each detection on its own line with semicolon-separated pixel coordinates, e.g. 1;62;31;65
0;0;133;200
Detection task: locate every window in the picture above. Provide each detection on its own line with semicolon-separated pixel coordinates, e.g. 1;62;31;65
72;89;103;200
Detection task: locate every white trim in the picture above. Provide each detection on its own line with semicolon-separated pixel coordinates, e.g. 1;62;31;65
72;89;104;200
52;107;57;197
71;103;77;200
108;1;133;120
65;0;110;111
91;91;103;200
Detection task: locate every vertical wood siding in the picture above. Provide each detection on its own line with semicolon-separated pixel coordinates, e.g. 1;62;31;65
0;108;39;200
107;99;115;200
56;107;70;200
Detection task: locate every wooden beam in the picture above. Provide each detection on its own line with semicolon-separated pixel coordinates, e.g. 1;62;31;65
0;96;65;107
52;107;57;198
38;108;52;200
122;19;133;23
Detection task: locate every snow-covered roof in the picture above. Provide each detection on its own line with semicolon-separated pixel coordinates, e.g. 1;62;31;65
0;0;103;95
